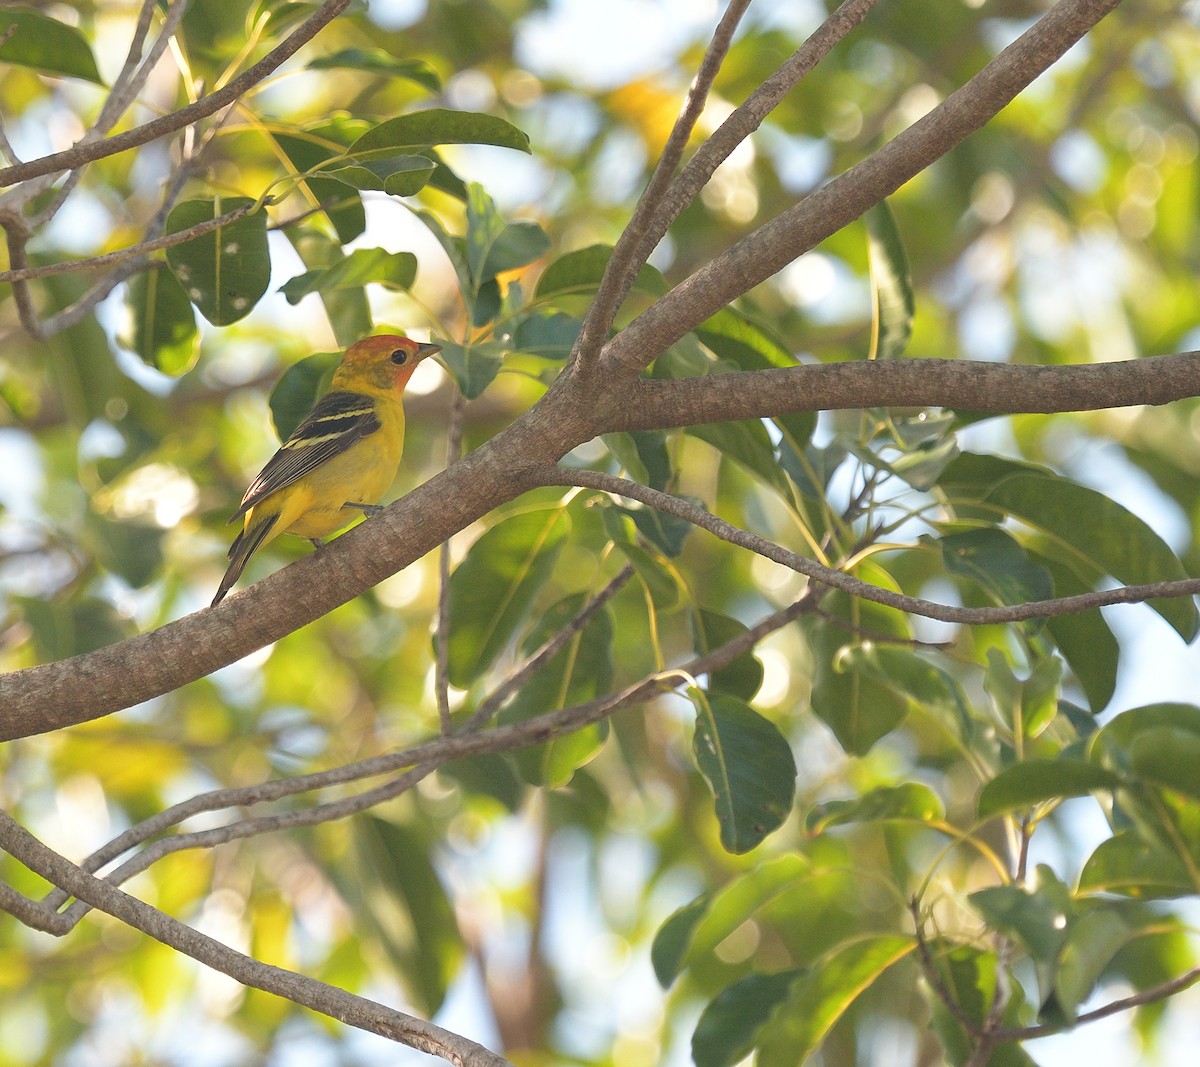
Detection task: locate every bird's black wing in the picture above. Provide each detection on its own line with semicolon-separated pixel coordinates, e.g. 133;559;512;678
229;391;381;522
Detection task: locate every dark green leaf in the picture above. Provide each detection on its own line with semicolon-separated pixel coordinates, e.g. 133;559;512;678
692;610;763;701
1054;909;1130;1024
807;783;944;835
611;500;696;557
446;507;570;687
273;121;368;244
16;597;131;661
268;352;338;442
690;691;796;854
969;867;1072;968
534;243;666;300
438;341;503;399
306;49;441;91
613;540;684;611
692;970;804;1067
348;109;531;157
283;229;372;346
780;440;847;499
0;8;102;83
865;199;914;360
756;936;914;1067
279;248;417;304
687;419;792;500
125;264;199;375
1079;831;1197;898
89;517;164;588
1038;550;1119;711
513;310;581;360
809;587;912;754
325;154;437;196
1130;727;1200;800
977;759;1119;819
602;431;672;490
651;896;709;987
165;198;269;326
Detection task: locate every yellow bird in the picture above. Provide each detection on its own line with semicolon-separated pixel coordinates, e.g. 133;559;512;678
212;334;441;606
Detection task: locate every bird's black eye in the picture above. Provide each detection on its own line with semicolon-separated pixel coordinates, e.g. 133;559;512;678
390;349;408;365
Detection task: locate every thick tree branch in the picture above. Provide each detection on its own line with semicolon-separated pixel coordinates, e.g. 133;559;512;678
609;353;1200;430
601;0;1124;373
0;0;351;188
0;812;513;1067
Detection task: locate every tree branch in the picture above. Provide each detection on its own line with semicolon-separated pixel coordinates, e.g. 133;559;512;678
600;0;1125;374
0;0;352;188
0;811;513;1067
539;467;1200;624
609;352;1200;430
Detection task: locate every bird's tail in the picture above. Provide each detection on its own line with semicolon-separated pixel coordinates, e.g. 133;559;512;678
211;513;278;606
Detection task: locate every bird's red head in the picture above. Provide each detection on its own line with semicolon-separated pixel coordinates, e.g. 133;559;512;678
333;334;442;395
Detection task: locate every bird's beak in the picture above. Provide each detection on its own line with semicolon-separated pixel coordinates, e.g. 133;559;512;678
415;342;442;362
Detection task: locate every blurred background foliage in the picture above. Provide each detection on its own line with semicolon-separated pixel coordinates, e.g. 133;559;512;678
2;0;1200;1065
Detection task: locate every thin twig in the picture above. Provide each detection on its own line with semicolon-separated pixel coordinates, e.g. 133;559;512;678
0;811;513;1067
0;200;261;283
536;467;1200;625
572;0;753;372
465;564;635;731
0;0;352;188
909;897;982;1037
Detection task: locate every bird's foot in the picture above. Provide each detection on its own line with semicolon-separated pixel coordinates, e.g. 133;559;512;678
344;502;384;517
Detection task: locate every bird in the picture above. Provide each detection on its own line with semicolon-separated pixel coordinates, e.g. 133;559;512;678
211;334;441;606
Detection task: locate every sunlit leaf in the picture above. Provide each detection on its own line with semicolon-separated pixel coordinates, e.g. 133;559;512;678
977;759;1119;819
0;7;102;83
324;154;437;196
756;935;914;1067
125;263;199;375
692;970;805;1067
807;783;944;835
165;198;269;326
438;340;504;399
279;248;417;304
534;243;666;300
348;108;531;157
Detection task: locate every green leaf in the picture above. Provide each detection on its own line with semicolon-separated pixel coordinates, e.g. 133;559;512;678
284;229;372;347
125;264;199;375
689;691;797;854
1129;727;1200;800
780;439;847;499
465;184;550;284
1079;831;1197;898
865;199;914;360
165;198;269;326
349;817;462;1014
512;310;581;360
348;109;531;157
610;500;696;557
977;759;1119;819
0;8;103;83
970;866;1072;968
268;352;338;442
809;586;912;755
1037;549;1119;711
939;452;1199;641
984;649;1062;739
651;896;710;987
687;419;792;500
756;935;914;1067
446;507;570;687
273;119;369;244
602;431;672;490
692;970;804;1067
498;595;614;787
306;49;441;92
834;643;972;728
1053;909;1131;1024
941;527;1053;609
807;783;945;835
534;243;666;300
324;154;437;196
89;516;164;589
692;610;763;701
438;341;504;399
612;539;684;611
279;248;417;304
